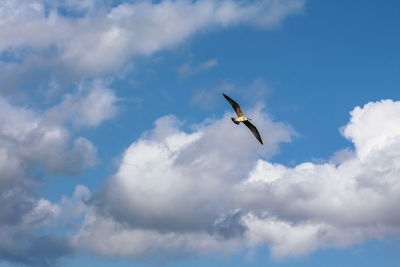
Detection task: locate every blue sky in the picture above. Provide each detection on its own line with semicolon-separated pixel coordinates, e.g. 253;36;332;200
0;0;399;266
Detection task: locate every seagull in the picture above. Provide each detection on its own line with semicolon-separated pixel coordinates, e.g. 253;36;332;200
223;93;263;145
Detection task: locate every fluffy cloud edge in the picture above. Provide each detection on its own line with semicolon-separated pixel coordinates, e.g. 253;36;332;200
68;99;400;259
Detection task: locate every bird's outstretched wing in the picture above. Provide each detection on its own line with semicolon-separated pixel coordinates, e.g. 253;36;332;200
223;93;243;116
244;120;263;145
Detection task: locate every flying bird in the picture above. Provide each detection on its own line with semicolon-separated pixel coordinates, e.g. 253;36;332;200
223;93;263;145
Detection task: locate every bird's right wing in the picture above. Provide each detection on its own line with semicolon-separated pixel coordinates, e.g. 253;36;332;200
223;93;243;116
243;120;263;145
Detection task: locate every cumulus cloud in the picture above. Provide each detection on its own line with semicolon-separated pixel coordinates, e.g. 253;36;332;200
72;99;400;259
44;80;119;127
0;192;63;266
0;0;305;85
0;194;75;266
0;97;98;174
101;110;290;227
0;91;106;265
72;107;294;255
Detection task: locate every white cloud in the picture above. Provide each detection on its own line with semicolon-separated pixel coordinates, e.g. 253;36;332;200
0;92;102;264
44;80;119;127
0;0;305;81
243;215;324;258
58;184;91;222
73;99;400;259
342;99;400;159
21;198;60;230
72;108;294;254
0;92;97;210
72;208;242;257
0;97;98;174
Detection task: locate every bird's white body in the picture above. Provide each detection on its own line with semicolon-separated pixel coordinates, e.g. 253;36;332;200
233;116;250;123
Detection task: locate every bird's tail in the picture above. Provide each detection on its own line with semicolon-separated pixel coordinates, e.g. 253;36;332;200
231;118;240;125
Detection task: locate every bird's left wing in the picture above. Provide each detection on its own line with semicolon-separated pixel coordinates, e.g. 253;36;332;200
223;93;243;116
243;120;263;145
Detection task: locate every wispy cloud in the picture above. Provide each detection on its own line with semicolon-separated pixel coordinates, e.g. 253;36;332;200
191;78;270;110
178;59;218;78
0;0;305;88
